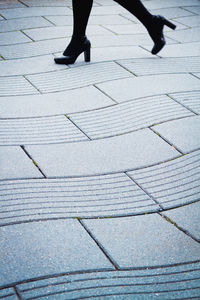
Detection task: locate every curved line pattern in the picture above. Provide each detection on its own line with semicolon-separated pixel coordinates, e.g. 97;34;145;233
4;262;200;299
0;152;200;225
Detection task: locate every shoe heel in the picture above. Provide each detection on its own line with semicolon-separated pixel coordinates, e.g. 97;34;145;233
163;18;176;30
84;47;91;62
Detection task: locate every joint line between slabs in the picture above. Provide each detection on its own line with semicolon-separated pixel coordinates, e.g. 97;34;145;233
149;127;184;155
190;72;200;81
13;286;22;300
94;84;118;104
167;94;198;116
124;172;164;211
159;213;200;244
66;116;92;140
115;60;138;77
78;219;120;270
20;30;35;42
20;145;46;178
23;75;42;94
17;0;29;7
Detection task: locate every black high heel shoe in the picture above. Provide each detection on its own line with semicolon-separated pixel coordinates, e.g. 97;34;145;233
54;36;91;65
148;15;176;55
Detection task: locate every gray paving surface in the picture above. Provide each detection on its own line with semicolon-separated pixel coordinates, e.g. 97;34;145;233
83;214;200;268
0;0;200;298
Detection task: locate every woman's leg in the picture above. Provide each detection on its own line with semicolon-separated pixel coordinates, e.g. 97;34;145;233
114;0;176;54
55;0;93;64
72;0;93;37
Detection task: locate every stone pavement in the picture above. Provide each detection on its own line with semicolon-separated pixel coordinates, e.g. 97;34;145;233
0;0;200;298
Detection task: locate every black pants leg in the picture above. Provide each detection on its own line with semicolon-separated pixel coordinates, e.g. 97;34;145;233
72;0;93;37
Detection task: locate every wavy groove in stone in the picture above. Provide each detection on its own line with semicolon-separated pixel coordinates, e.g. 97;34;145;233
0;173;158;225
118;57;200;76
0;76;38;96
25;62;132;93
0;116;87;145
70;95;193;139
170;90;200;114
15;262;200;299
128;150;200;209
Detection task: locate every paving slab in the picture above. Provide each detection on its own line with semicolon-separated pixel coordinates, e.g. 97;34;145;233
118;57;200;76
0;35;174;60
0;115;88;146
0;31;31;46
20;0;72;7
169;91;200;114
83;214;200;268
144;0;200;10
0;288;17;299
96;74;200;103
26;62;132;93
163;202;200;241
92;33;175;48
194;72;200;79
166;27;200;43
0;76;38;96
153;115;200;153
0;86;114;118
56;45;152;67
0;0;25;9
176;15;200;27
128;150;200;209
91;5;127;15
158;41;200;57
0;146;42;180
15;264;200;299
0;38;67;59
103;21;186;35
24;25;113;42
0;55;66;76
69;94;193;139
185;5;200;14
0;7;72;19
0;16;53;33
0;219;113;287
0;174;159;226
25;129;179;177
46;14;133;26
150;7;195;18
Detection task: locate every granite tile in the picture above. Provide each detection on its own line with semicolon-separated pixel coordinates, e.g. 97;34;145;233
83;214;200;268
0;86;114;118
26;62;131;93
70;95;193;139
0;16;52;33
0;55;66;76
0;76;39;96
169;91;200;114
24;25;113;41
96;74;200;103
0;219;113;287
25;129;179;177
153;116;200;153
0;116;88;145
176;15;200;27
0;31;31;45
0;7;72;19
166;27;200;43
0;146;42;180
128;150;200;209
163;202;200;241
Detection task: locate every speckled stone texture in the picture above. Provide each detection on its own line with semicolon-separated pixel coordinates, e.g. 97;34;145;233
0;0;200;297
